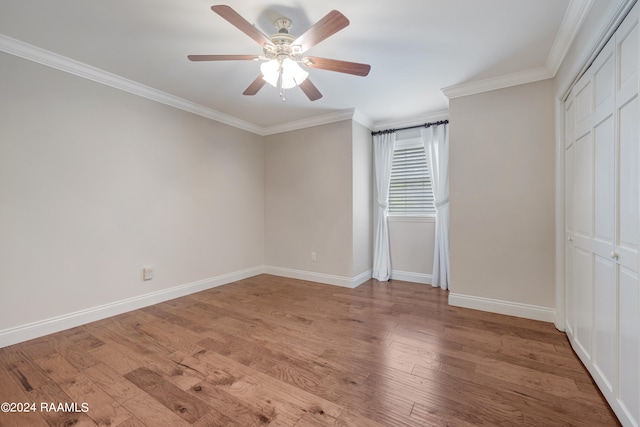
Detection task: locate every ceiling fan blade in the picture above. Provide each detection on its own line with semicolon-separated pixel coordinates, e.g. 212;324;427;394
304;57;370;76
188;54;258;61
243;75;267;96
299;79;323;101
211;5;273;47
294;10;349;52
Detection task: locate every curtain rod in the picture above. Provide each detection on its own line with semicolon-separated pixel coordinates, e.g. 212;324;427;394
371;119;449;136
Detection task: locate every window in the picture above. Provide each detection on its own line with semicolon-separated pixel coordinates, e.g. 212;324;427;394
388;137;435;215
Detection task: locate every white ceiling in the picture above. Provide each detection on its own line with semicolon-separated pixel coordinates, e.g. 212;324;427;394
0;0;582;132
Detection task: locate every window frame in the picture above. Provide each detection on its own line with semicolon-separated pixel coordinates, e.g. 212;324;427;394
387;136;436;218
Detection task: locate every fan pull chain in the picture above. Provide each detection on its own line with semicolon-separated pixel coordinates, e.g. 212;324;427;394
278;61;286;102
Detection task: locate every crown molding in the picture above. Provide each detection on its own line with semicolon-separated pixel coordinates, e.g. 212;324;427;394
0;33;375;137
352;108;374;130
441;66;552;100
261;108;371;135
546;0;594;76
0;34;264;135
441;0;592;101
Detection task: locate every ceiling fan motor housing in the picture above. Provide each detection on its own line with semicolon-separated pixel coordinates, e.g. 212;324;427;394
274;17;292;34
264;17;303;62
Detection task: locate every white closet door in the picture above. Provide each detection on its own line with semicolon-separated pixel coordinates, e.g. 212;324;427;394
572;59;597;360
565;97;575;337
564;4;639;425
591;40;617;394
616;9;639;425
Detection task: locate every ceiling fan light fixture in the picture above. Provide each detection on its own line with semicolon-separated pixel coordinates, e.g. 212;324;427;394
190;6;368;101
282;58;309;88
260;58;309;89
260;59;280;87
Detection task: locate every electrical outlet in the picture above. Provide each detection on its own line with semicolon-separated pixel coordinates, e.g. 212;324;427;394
143;267;153;281
311;252;317;262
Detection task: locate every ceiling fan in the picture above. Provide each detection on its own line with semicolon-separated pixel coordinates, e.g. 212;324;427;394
188;5;371;101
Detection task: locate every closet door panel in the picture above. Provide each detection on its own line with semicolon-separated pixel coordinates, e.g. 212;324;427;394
618;22;638;92
565;242;575;336
575;78;593;134
565;143;575;336
595;49;615;109
594;116;615;242
618;97;639;251
617;95;639;281
574;247;594;357
574;132;593;238
619;267;639;424
565;99;575;149
593;254;616;392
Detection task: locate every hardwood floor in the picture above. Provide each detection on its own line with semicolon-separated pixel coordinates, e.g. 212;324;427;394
0;275;619;426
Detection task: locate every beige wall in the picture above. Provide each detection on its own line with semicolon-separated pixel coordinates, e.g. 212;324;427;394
0;52;265;331
264;120;355;277
389;218;435;281
449;79;556;308
264;119;373;280
352;121;373;276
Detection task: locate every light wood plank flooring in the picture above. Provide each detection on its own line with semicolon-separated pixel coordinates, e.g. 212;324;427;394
0;275;619;426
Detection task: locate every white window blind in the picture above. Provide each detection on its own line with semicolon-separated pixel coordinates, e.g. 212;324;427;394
388;138;435;215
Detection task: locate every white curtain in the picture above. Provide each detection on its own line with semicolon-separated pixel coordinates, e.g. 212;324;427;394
372;132;396;281
421;124;449;290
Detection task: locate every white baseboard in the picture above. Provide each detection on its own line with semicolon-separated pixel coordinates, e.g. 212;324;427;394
391;270;432;285
448;292;556;323
0;266;264;349
263;266;372;289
